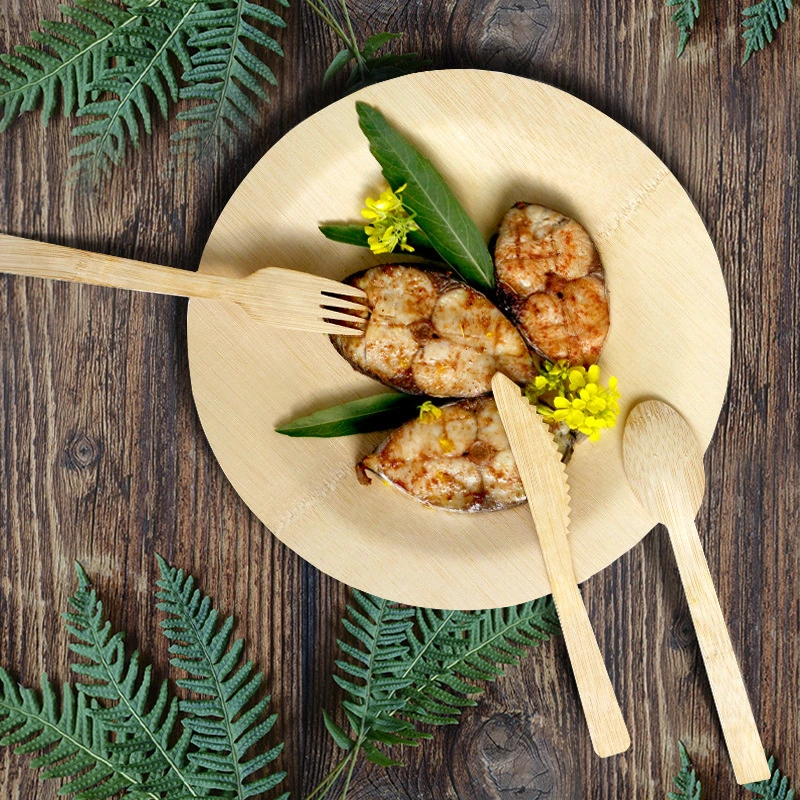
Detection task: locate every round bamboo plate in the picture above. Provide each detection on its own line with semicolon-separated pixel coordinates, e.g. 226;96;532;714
186;70;730;610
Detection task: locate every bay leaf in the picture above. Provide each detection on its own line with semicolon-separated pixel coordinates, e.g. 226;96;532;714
275;392;425;437
355;101;495;292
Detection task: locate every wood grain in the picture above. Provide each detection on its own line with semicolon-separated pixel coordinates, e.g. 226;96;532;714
1;0;798;798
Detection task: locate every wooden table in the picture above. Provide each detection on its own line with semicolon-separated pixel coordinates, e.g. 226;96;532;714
1;1;797;797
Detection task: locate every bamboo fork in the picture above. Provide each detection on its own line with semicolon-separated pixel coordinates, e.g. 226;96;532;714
0;233;367;336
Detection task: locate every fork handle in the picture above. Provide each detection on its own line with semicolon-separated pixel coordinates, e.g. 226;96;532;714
666;514;770;784
0;233;232;299
539;526;631;757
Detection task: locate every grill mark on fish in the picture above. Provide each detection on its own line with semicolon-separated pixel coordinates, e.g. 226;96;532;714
494;203;610;367
330;264;539;396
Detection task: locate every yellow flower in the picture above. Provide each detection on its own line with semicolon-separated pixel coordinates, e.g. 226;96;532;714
525;360;572;403
418;400;442;424
361;184;421;255
534;363;620;442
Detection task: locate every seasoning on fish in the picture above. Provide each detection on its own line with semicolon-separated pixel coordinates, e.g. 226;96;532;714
494;203;610;366
358;397;575;512
330;265;538;397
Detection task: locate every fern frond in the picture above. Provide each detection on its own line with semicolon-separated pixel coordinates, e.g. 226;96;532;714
399;599;560;727
668;741;702;800
331;593;560;767
0;0;148;132
742;0;793;63
69;2;197;179
0;668;144;800
64;562;197;798
155;554;288;800
666;0;701;57
746;755;796;800
334;591;420;749
173;0;288;146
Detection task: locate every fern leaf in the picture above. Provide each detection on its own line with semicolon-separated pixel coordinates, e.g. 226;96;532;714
399;599;560;727
333;591;420;748
746;755;796;800
0;0;148;132
666;0;701;57
173;0;288;146
742;0;793;63
668;741;702;800
155;554;288;800
69;2;198;179
331;592;560;766
65;562;197;798
0;667;145;800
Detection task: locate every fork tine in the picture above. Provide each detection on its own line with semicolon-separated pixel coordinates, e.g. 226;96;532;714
268;318;365;336
267;267;367;298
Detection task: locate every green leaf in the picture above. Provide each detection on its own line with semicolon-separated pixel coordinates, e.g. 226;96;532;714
323;47;354;87
668;741;702;800
346;51;429;91
746;754;795;800
741;0;793;63
64;563;194;797
319;222;435;255
69;1;198;181
174;0;287;147
155;554;287;800
361;32;402;58
0;670;139;799
275;393;425;437
0;0;139;132
329;591;560;768
666;0;701;57
322;709;354;751
355;101;495;291
361;740;403;767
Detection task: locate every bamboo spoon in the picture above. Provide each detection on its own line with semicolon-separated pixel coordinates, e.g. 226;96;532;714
492;373;630;757
0;233;367;336
622;400;770;784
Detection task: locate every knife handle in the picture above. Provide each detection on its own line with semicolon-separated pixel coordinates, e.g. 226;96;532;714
540;530;631;757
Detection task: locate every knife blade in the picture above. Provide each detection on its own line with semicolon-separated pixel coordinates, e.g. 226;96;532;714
491;372;630;757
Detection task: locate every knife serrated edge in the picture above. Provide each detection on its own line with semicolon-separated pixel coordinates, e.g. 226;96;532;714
491;373;571;530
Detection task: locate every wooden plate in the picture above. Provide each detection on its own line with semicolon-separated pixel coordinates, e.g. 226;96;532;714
187;70;730;609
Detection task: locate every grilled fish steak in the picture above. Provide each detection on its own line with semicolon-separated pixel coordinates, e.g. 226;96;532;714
359;397;575;512
494;203;610;366
330;265;538;397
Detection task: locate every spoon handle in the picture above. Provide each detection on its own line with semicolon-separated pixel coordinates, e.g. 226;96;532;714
668;514;770;784
0;233;232;299
538;531;631;757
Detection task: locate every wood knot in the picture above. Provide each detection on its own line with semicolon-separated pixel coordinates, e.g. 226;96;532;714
670;610;696;650
64;432;102;471
451;712;557;799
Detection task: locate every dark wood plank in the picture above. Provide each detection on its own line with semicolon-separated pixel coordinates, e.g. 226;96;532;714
1;0;798;798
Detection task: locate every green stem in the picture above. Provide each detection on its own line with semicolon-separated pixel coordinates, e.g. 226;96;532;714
338;0;365;68
303;0;351;48
339;741;362;800
303;753;351;800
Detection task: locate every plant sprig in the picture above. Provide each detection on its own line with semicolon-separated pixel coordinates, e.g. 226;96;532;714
308;591;560;800
0;558;287;800
306;0;428;91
